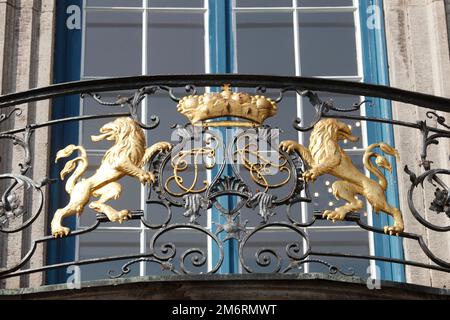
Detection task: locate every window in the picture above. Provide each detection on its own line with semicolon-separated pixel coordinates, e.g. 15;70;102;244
234;0;368;276
49;0;404;283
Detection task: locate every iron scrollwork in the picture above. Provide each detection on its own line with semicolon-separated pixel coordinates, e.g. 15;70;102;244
0;174;45;233
403;111;450;230
0;121;38;232
0;76;449;282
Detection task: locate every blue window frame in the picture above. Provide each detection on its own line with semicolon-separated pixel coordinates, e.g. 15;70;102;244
48;0;404;283
47;0;82;284
359;0;405;282
209;0;238;274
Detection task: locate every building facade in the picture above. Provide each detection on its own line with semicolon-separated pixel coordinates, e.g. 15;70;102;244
0;0;449;298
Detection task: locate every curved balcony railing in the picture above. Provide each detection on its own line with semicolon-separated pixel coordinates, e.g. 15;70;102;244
0;75;449;281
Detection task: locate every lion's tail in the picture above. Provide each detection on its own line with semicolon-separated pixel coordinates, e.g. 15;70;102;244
55;145;88;194
363;143;399;191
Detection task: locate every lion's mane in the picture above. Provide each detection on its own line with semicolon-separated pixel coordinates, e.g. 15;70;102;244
309;119;341;165
103;118;146;166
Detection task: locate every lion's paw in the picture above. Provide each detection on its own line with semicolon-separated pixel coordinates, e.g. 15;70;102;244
383;225;403;236
279;140;298;154
110;210;132;224
322;210;347;223
52;226;71;238
303;169;319;182
158;142;172;152
139;172;156;185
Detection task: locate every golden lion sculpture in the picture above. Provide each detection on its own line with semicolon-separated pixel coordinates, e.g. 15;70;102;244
51;117;172;238
280;118;404;235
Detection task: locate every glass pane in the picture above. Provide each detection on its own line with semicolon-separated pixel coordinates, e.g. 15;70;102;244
86;0;142;6
309;230;370;277
236;0;292;7
148;0;204;7
298;12;357;76
79;231;141;281
266;92;298;141
236;12;295;75
299;0;353;6
147;13;205;74
84;11;142;77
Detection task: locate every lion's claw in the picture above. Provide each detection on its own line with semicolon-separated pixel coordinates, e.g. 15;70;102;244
158;142;172;152
383;225;403;236
303;169;319;182
279;141;296;154
139;172;156;185
322;210;347;223
109;210;131;224
52;226;71;238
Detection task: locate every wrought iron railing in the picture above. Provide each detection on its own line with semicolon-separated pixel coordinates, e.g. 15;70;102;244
0;75;449;282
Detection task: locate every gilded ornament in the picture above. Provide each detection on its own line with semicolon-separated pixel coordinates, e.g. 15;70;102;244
165;147;216;196
51;117;172;237
177;84;278;126
234;136;291;191
280;118;404;235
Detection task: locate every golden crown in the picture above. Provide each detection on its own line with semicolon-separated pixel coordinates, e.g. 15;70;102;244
177;84;278;127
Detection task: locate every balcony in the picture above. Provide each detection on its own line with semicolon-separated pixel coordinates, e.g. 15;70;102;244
0;75;449;299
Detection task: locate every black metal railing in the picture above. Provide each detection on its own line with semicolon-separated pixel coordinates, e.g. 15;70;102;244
0;75;449;282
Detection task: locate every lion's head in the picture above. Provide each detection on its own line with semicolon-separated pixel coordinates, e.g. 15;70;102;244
309;119;359;162
91;117;146;165
312;119;359;143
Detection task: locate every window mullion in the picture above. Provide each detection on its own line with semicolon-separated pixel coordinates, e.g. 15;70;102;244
292;0;310;274
140;0;149;278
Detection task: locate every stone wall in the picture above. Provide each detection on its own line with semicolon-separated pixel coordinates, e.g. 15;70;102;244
446;0;450;52
0;0;55;289
383;0;450;287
